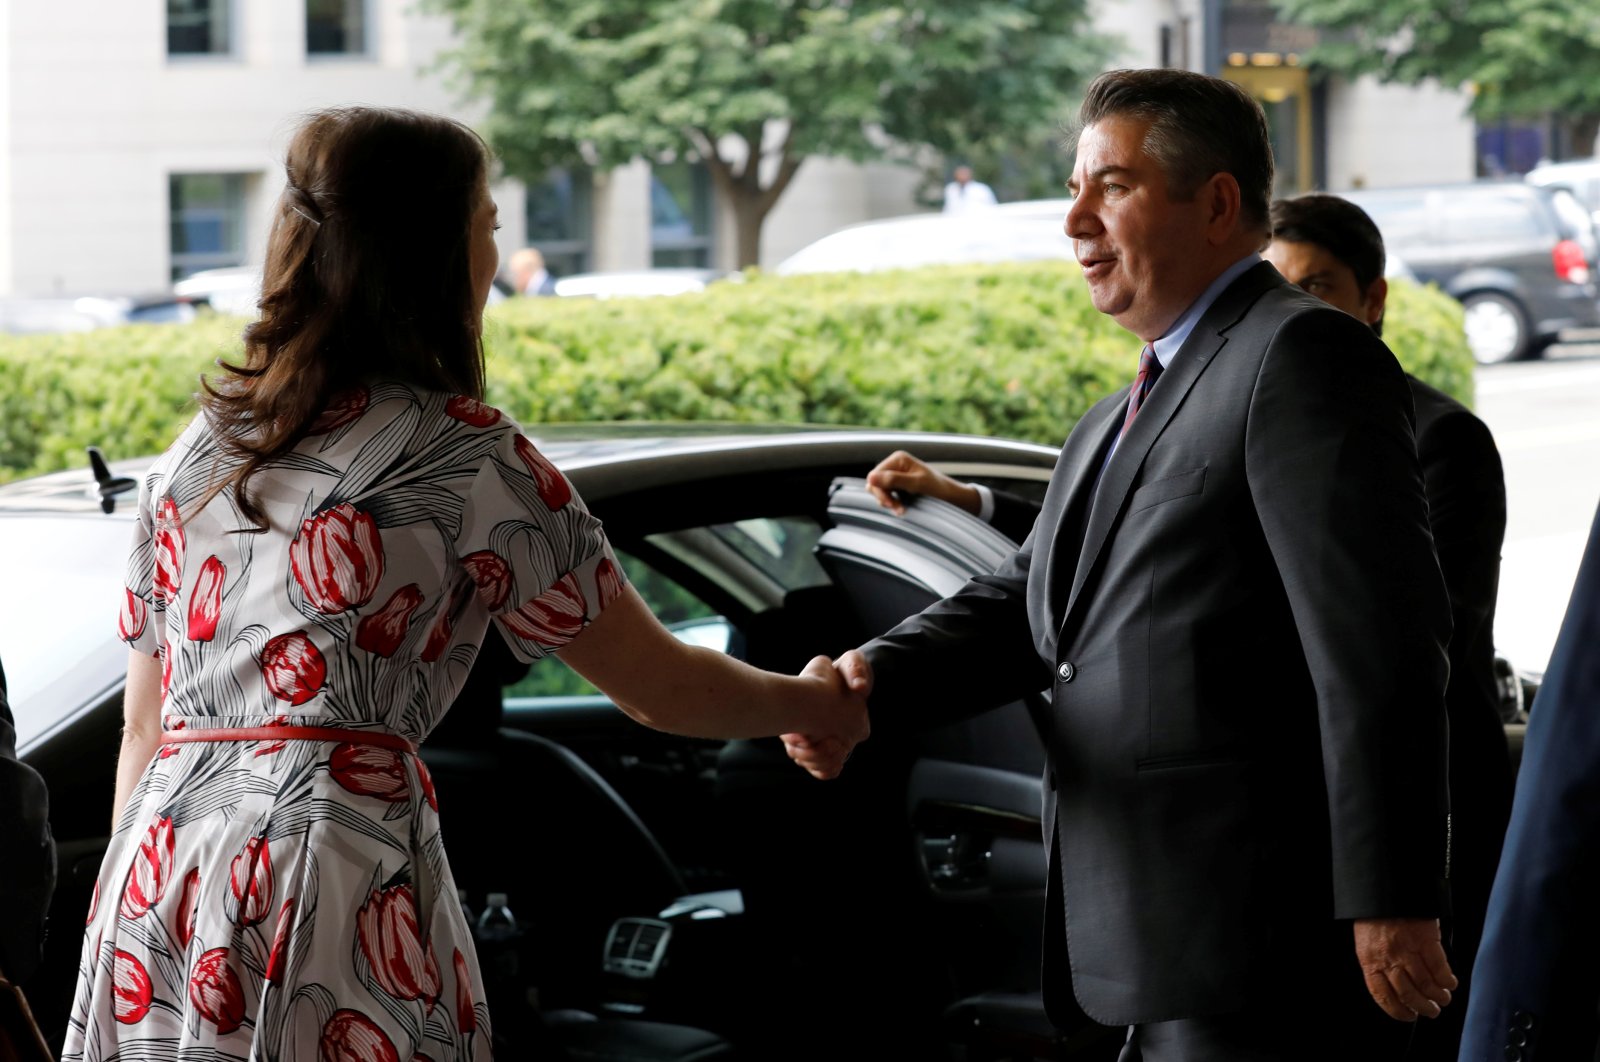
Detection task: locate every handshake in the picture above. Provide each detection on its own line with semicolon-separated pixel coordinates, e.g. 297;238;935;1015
782;650;874;781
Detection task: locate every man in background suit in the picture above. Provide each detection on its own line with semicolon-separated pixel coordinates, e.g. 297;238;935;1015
0;656;56;986
1459;500;1600;1061
789;68;1457;1060
1263;195;1514;1062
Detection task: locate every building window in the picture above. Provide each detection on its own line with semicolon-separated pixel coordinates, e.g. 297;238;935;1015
168;0;231;56
651;163;713;268
170;174;247;281
307;0;368;56
525;169;594;279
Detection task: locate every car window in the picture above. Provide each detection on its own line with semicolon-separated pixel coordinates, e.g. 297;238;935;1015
1348;194;1431;246
1439;191;1548;244
504;546;725;701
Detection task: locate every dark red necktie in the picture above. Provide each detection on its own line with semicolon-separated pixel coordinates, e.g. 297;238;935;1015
1119;344;1164;441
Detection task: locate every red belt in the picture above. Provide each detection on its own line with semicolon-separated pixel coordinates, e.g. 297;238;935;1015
159;726;417;754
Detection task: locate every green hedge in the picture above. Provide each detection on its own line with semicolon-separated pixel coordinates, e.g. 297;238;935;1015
0;261;1474;483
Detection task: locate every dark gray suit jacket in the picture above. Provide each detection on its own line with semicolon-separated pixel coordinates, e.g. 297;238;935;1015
864;263;1452;1025
0;659;55;984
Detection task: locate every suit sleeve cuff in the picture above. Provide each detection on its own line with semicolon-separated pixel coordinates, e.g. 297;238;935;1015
972;483;996;524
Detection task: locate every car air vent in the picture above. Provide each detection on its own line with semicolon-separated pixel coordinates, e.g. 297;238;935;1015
602;918;672;979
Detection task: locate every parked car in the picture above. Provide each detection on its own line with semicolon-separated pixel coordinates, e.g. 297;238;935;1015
174;266;516;317
0;294;205;335
774;202;1075;276
1526;157;1600;225
4;425;1536;1059
1340;182;1600;364
551;268;725;299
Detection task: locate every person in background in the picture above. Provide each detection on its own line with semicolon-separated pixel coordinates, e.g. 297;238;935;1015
508;247;557;296
1263;193;1513;1062
1458;499;1600;1060
0;654;56;998
942;164;997;216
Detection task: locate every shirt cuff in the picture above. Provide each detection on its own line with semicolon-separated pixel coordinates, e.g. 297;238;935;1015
971;483;996;524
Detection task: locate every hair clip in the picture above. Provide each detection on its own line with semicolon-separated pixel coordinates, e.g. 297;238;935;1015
290;203;322;226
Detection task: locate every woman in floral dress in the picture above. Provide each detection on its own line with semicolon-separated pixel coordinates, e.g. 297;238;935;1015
63;107;867;1062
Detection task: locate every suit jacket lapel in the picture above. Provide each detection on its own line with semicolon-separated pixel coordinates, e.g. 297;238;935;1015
1043;397;1126;616
1059;263;1283;635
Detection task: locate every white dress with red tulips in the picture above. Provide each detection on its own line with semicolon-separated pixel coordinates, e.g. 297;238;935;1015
63;382;626;1061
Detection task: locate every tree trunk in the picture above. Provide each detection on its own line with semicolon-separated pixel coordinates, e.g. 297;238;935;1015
730;189;766;270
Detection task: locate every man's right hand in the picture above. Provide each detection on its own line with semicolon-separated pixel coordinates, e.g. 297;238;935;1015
781;650;874;778
867;451;982;517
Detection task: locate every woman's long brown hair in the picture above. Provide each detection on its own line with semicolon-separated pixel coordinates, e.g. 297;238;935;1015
196;107;491;528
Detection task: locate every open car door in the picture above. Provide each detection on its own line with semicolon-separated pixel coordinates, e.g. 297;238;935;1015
813;479;1120;1060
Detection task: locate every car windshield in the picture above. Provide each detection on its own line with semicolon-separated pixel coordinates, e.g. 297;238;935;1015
0;514;132;748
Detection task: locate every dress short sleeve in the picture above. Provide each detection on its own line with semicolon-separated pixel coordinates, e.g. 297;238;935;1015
452;423;627;662
116;472;163;657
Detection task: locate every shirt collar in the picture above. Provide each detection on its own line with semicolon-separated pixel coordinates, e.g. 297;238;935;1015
1149;253;1261;369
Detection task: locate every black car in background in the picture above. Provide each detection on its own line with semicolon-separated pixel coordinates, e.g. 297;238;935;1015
1342;182;1600;364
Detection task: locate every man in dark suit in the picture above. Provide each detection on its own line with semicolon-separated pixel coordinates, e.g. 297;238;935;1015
1459;500;1600;1062
0;656;55;986
788;69;1457;1059
1263;195;1514;1062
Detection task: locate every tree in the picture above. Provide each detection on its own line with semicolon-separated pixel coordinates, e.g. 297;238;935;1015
1274;0;1600;157
426;0;1111;267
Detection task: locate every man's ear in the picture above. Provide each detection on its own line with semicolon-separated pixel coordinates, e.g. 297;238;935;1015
1203;172;1243;245
1362;276;1389;328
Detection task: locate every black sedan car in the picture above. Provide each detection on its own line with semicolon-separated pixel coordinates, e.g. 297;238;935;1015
8;426;1125;1061
3;426;1530;1061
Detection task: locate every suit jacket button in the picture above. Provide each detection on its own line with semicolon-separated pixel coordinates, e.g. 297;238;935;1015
1504;1048;1522;1061
1513;1011;1534;1029
1057;662;1075;682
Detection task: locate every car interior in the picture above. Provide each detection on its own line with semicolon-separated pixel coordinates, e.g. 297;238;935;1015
400;467;1125;1061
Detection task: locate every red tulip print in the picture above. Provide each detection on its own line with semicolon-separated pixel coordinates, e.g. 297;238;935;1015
176;867;201;949
596;556;625;609
187;556;226;641
453;949;476;1034
415;756;439;812
153;495;185;604
420;591;456;663
329;744;408;803
111;949;153;1024
319;1009;400;1062
513;434;572;511
260;632;326;706
120;814;175;919
119;588;148;642
255;714;290;757
355;584;424;657
265;897;295;983
229;835;273;927
308;387;371;435
501;573;586;648
445;395;501;428
461;551;512;611
357;884;442;1004
290;504;385;614
189;948;245;1034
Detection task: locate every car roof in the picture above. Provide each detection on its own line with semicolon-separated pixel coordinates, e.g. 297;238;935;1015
773;210;1075;276
0;424;1058;518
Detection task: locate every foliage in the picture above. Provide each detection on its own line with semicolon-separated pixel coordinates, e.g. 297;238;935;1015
423;0;1113;263
0;261;1474;487
1274;0;1600;153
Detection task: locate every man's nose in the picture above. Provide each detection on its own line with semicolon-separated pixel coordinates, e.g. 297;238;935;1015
1064;198;1094;240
